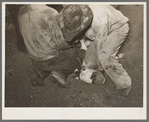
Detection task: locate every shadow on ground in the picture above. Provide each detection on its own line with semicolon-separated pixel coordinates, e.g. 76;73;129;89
5;5;143;107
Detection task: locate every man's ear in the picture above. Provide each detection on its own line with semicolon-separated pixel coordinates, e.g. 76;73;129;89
90;64;98;69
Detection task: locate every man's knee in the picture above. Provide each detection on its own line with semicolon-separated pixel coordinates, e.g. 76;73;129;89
120;23;130;35
123;77;132;89
116;76;132;89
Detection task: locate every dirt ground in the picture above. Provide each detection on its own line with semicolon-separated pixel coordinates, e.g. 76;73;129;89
5;5;143;107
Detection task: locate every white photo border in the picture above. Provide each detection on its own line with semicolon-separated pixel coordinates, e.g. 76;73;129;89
2;2;147;120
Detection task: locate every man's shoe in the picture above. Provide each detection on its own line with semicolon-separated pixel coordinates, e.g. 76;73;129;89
46;74;58;83
26;65;45;86
121;86;132;97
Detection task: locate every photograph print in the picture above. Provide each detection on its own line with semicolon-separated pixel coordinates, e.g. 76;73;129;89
2;2;147;120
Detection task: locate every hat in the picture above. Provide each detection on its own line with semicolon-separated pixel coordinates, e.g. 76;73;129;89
57;5;93;42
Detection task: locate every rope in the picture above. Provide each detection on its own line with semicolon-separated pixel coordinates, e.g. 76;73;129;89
73;43;82;80
73;43;82;66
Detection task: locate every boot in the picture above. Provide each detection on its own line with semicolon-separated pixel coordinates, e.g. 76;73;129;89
26;65;45;86
121;86;132;97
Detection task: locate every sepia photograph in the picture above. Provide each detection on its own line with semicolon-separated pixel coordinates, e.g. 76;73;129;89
2;2;147;120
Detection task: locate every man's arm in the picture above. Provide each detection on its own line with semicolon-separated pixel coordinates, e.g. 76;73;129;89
91;14;110;62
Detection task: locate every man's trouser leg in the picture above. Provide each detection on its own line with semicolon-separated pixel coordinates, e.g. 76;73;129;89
97;23;132;90
28;48;85;87
50;48;85;87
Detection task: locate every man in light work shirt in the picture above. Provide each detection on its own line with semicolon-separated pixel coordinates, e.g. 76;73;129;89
79;5;132;96
18;4;93;87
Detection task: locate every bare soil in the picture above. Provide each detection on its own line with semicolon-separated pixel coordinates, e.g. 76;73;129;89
5;5;143;107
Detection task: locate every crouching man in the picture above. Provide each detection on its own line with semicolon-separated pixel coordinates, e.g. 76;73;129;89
79;5;132;96
18;4;93;87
